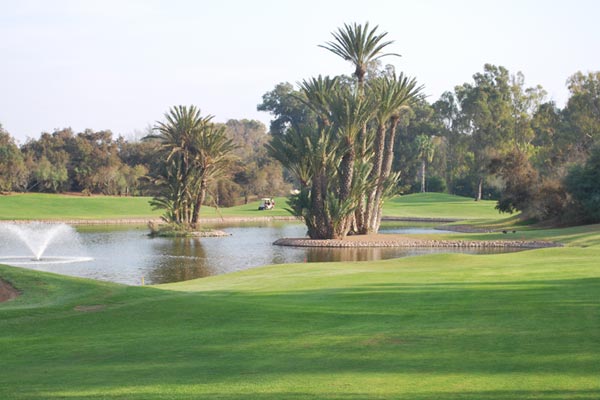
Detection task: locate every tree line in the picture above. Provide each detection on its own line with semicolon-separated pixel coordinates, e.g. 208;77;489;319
1;22;598;231
0;119;290;208
258;24;600;231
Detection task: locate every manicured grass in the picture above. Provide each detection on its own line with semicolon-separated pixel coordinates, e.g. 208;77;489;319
0;193;161;220
1;237;599;398
198;196;293;218
0;192;498;221
1;191;598;398
437;223;600;248
0;193;292;220
384;192;502;219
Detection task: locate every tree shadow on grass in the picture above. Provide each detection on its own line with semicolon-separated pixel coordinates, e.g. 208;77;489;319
2;277;599;399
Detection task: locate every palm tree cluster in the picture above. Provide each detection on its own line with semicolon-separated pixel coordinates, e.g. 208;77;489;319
269;23;422;239
145;105;236;227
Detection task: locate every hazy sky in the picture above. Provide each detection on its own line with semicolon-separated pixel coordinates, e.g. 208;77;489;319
1;0;599;143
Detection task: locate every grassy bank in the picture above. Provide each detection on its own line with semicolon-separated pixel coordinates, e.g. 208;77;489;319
0;192;499;221
1;228;599;398
0;193;292;221
383;192;502;219
0;193;160;220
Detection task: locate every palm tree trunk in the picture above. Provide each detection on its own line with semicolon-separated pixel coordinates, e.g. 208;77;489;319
339;147;355;203
421;159;426;193
363;122;386;234
339;147;355;238
476;177;483;201
191;179;207;228
372;117;400;232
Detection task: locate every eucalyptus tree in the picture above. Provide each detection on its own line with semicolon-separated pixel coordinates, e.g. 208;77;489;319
455;64;514;200
0;126;28;192
562;71;600;160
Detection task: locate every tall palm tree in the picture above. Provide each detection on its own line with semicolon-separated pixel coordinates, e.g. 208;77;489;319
327;86;376;237
297;75;339;128
320;23;420;234
319;22;400;89
146;105;235;227
365;74;422;232
188;124;237;226
415;134;436;193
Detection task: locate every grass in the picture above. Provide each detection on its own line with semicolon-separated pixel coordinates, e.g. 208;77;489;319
384;192;502;219
0;192;500;221
1;191;598;398
0;193;292;220
0;193;161;220
1;230;599;398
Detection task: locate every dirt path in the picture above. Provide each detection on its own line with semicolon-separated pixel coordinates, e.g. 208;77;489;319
0;278;20;303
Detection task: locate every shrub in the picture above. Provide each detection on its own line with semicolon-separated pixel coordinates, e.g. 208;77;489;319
426;175;447;193
564;145;600;223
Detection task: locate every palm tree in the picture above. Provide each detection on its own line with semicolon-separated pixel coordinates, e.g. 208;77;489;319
146;105;235;227
327;86;376;237
363;73;422;232
319;22;400;89
320;23;425;234
297;75;339;128
415;134;436;193
188;123;237;227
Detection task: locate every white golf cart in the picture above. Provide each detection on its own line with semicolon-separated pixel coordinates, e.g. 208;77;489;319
258;197;275;210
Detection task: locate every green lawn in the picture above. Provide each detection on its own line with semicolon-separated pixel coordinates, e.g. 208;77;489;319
0;193;292;220
0;193;161;220
0;192;501;221
1;227;599;398
383;192;503;219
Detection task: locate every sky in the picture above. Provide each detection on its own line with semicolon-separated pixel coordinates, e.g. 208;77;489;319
1;0;599;143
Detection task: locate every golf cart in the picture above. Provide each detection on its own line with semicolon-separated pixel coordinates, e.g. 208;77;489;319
258;198;275;210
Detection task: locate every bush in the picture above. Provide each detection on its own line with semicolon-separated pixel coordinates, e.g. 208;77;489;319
564;145;600;223
450;176;476;198
426;176;447;193
531;179;570;221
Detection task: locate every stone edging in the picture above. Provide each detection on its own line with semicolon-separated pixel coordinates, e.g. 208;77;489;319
273;237;562;249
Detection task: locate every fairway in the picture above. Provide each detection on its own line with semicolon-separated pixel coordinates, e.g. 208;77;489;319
1;193;599;399
0;193;292;221
383;193;503;219
0;192;499;221
1;243;599;399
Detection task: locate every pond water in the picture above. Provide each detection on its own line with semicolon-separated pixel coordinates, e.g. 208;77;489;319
0;222;518;285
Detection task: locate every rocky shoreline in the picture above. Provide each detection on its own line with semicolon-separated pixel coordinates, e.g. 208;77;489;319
273;235;561;249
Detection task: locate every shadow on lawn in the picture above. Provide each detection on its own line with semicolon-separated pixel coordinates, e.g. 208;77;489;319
2;277;600;399
23;389;600;400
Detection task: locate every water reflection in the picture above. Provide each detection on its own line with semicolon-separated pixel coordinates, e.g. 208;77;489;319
1;222;522;286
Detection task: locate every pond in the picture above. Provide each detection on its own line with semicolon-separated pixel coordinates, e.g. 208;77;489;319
0;222;518;285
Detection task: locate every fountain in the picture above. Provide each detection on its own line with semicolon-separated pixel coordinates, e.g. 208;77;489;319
0;222;93;265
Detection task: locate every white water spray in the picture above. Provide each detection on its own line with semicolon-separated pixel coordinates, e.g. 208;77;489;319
0;222;92;265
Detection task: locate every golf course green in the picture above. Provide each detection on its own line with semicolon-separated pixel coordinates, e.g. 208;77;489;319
0;192;497;221
1;193;599;399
